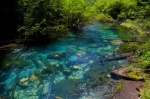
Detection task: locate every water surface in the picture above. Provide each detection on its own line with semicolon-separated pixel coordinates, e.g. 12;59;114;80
0;23;131;99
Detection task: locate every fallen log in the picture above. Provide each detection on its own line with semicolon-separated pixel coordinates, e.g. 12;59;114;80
100;53;132;62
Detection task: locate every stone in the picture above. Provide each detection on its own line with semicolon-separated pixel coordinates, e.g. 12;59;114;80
55;96;63;99
72;65;81;71
111;67;144;81
30;74;38;82
89;44;98;48
47;52;66;59
63;69;72;75
111;40;123;45
19;77;30;87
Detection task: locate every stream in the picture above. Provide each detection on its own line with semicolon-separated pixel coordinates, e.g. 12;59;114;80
0;22;132;99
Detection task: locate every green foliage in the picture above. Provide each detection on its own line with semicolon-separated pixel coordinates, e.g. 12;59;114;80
18;0;93;40
118;42;139;53
94;0;137;20
140;79;150;99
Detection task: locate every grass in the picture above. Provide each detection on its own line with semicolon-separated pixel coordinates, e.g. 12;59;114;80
119;18;150;99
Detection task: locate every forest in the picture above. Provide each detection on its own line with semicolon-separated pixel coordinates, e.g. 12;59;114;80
0;0;150;98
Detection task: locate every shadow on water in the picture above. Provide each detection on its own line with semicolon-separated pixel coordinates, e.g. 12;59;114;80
0;23;130;99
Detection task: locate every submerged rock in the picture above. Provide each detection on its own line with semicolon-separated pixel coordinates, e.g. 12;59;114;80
72;65;81;71
111;40;123;45
89;44;98;48
30;73;38;82
55;96;63;99
47;52;66;59
19;77;30;87
63;69;72;75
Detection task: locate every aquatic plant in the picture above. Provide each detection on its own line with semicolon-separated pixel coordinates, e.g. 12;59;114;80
53;79;85;98
2;57;30;70
84;64;112;87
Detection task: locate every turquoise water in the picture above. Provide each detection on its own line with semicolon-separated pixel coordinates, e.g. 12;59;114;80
0;23;128;99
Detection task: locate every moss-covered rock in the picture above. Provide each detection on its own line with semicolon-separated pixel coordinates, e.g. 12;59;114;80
19;77;30;87
47;52;66;59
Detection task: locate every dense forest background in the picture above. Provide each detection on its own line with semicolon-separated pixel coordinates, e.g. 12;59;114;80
0;0;149;43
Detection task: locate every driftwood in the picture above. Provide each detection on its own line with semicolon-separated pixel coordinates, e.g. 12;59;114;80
100;53;132;62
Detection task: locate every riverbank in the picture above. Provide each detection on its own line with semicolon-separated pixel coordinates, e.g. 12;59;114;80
113;19;150;99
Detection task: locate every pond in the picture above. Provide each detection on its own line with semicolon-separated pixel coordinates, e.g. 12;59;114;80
0;23;132;99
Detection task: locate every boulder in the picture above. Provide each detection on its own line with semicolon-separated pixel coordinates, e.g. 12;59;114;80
63;69;72;75
47;52;66;59
72;65;81;71
111;40;123;45
111;67;144;81
19;77;30;87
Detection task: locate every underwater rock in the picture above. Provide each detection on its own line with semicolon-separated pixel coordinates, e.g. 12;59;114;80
68;55;78;62
47;52;66;59
53;79;85;98
89;60;94;64
63;69;72;75
54;64;64;71
41;66;53;75
2;57;30;70
19;77;30;87
103;45;112;51
30;73;38;82
111;40;123;45
43;82;49;94
89;44;98;48
29;55;41;68
72;65;81;71
55;96;63;99
76;51;86;57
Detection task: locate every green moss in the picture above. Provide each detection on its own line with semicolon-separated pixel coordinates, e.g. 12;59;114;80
116;80;124;90
2;57;30;69
118;42;139;53
140;80;150;99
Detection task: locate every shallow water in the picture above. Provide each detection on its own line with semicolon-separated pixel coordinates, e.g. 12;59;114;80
0;23;131;99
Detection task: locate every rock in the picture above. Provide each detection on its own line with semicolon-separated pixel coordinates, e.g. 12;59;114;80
41;65;54;75
19;77;30;87
30;74;38;82
63;69;72;75
43;82;49;94
76;51;86;56
72;65;81;71
68;55;78;62
89;44;98;48
47;52;66;59
114;80;142;99
55;96;63;99
111;67;144;81
111;40;123;45
89;60;93;64
107;74;111;78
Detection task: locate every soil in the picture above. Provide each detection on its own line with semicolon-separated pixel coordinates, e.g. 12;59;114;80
114;80;142;99
111;68;143;99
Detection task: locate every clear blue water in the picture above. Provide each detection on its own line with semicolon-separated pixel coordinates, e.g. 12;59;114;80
0;23;129;99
